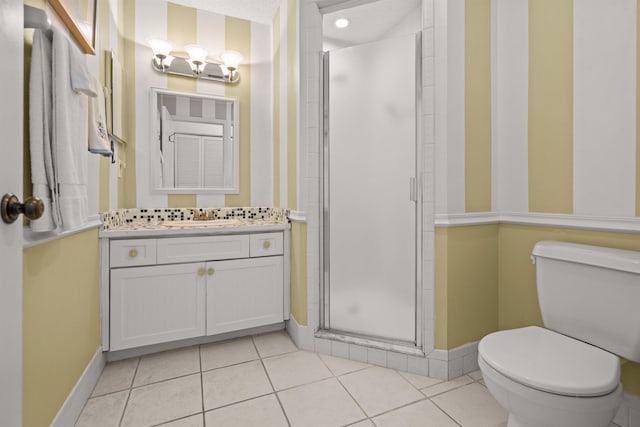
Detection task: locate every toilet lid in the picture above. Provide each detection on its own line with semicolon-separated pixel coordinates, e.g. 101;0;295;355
479;326;620;397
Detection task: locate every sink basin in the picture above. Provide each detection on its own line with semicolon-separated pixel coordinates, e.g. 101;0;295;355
162;219;245;227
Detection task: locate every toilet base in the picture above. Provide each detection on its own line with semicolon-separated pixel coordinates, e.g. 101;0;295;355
479;356;622;427
507;413;545;427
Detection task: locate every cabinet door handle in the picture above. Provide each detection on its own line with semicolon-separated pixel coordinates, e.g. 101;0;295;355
207;268;215;276
198;268;205;276
128;249;138;258
263;241;271;249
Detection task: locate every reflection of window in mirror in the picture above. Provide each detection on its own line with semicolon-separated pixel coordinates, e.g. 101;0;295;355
151;88;239;194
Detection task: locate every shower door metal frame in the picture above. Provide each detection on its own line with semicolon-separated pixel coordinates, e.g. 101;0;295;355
319;32;424;351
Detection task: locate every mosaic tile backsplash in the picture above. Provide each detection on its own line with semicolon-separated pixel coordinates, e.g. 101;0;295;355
101;207;290;231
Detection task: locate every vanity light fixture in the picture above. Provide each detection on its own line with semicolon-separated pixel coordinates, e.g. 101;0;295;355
149;39;243;84
334;18;350;28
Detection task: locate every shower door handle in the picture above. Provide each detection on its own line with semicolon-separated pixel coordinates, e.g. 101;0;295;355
409;178;417;202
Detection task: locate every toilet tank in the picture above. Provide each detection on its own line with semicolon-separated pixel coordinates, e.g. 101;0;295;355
532;241;640;363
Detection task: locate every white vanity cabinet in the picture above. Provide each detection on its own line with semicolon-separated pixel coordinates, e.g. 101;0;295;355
110;262;206;351
103;230;288;352
206;256;283;335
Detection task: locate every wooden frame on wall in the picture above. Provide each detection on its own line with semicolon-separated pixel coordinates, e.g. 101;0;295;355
48;0;97;55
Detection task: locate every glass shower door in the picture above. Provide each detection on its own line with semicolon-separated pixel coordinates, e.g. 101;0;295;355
325;33;418;344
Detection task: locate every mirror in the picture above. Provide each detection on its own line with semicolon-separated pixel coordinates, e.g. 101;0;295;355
150;88;239;193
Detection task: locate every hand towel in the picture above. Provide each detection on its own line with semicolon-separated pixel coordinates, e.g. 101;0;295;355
88;77;113;156
52;30;90;231
29;29;59;231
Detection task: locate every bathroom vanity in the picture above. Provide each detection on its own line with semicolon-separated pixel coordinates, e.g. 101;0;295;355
99;208;290;352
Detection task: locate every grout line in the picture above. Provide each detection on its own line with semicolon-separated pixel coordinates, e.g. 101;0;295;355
117;357;140;427
252;335;293;427
429;397;463;427
198;344;205;421
334;373;374;425
150;412;203;427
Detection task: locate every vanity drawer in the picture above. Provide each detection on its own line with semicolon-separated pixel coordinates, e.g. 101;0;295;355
250;233;284;257
110;239;157;268
157;235;250;264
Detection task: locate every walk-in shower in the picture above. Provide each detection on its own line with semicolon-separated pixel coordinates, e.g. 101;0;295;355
320;0;422;349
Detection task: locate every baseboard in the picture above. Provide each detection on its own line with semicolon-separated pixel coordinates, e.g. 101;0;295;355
285;314;314;351
50;348;106;427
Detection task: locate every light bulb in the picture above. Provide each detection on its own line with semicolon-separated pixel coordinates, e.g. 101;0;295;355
334;18;350;29
220;50;243;71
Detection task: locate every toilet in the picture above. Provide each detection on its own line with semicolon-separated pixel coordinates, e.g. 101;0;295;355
478;241;640;427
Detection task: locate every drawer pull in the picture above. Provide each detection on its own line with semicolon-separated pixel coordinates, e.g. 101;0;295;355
198;268;205;276
263;241;271;249
128;249;138;258
208;268;215;276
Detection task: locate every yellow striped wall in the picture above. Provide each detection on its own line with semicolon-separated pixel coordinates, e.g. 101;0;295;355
122;0;136;208
273;0;306;325
225;16;252;207
464;0;492;212
528;0;573;214
448;0;639;217
273;9;281;207
132;1;268;209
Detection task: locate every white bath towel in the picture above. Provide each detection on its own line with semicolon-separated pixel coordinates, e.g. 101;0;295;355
52;30;91;230
88;77;112;156
29;29;59;231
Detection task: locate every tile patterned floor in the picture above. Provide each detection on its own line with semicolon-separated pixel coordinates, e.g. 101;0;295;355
75;331;510;427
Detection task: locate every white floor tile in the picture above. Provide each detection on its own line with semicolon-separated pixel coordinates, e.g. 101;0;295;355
92;358;138;397
202;360;273;410
158;414;204;426
432;382;508;427
398;370;443;390
373;399;458;427
263;351;332;391
75;390;129;427
278;378;366;427
421;374;474;397
318;353;370;376
339;367;424;417
468;369;483;381
200;337;259;371
347;420;375;427
204;395;289;427
133;346;200;387
121;374;202;427
253;331;298;358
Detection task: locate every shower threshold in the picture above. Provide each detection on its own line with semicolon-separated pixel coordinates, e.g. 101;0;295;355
315;329;425;357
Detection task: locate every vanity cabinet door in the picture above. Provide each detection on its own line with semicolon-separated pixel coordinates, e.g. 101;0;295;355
206;256;284;336
110;263;206;351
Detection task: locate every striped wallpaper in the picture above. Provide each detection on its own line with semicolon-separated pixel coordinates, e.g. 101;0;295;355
133;0;272;209
445;0;640;219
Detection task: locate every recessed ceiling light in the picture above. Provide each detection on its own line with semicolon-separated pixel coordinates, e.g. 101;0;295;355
334;18;350;29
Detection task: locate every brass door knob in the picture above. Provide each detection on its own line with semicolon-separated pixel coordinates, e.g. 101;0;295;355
1;193;45;224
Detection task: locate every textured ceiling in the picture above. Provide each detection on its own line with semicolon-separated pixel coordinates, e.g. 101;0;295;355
166;0;281;24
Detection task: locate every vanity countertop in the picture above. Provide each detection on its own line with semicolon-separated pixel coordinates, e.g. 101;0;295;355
99;207;290;239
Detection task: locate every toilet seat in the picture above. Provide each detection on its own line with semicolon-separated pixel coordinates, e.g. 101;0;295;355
479;326;620;397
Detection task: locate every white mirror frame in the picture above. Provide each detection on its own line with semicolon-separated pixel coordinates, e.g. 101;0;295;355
149;87;240;194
